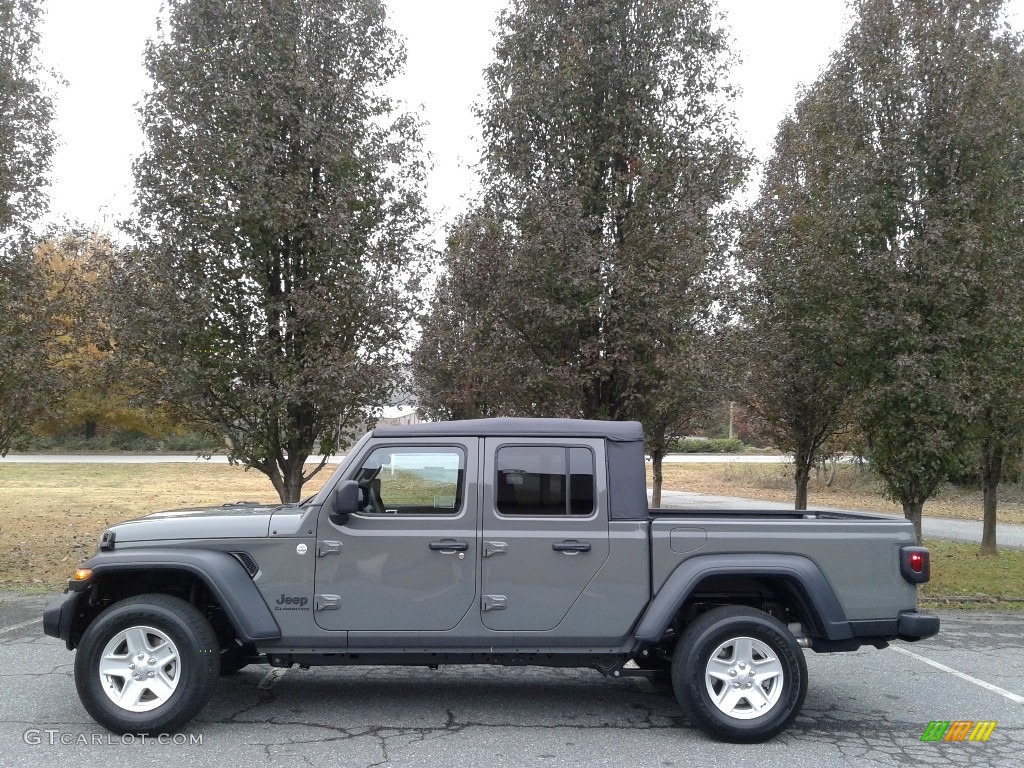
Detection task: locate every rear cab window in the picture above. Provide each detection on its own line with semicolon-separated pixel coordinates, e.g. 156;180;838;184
495;445;595;516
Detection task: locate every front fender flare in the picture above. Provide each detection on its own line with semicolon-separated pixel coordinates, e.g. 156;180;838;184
634;553;852;643
78;548;281;643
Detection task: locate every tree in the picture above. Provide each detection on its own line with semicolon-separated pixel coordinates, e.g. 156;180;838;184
124;0;428;502
736;76;866;510
821;0;1024;543
31;230;179;442
413;209;532;421
956;36;1024;556
0;0;55;454
415;0;747;504
0;0;52;234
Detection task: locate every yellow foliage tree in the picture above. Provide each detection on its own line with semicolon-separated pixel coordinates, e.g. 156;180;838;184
32;231;179;441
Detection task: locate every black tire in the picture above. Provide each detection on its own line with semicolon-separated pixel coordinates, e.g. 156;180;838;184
671;606;807;743
74;594;220;734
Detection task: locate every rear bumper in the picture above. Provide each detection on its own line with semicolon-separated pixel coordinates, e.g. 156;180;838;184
42;592;81;648
897;610;940;641
813;609;940;652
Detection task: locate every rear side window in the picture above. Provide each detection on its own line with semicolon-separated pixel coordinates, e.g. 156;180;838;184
495;446;595;516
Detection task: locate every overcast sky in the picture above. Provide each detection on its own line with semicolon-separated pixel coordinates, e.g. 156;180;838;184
37;0;1024;235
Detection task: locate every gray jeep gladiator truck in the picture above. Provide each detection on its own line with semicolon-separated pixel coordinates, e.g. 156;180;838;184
44;418;938;742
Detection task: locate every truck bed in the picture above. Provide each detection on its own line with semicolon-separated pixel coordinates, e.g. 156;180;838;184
645;506;918;622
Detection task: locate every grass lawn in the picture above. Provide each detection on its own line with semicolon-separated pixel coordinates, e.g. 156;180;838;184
0;463;332;590
1;460;1021;607
920;539;1024;607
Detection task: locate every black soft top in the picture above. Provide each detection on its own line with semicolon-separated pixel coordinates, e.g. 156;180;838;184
373;417;644;442
371;417;650;520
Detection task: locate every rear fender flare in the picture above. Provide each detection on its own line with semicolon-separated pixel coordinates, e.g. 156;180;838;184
634;553;852;643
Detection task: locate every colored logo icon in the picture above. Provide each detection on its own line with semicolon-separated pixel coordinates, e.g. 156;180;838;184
920;721;997;742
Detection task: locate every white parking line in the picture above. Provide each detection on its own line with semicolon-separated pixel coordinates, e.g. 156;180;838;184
0;618;41;636
892;645;1024;705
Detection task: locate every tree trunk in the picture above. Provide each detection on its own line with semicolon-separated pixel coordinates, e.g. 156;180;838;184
264;457;306;504
794;466;809;510
84;420;97;440
651;448;664;508
903;500;924;546
980;438;1002;557
793;446;811;511
280;460;305;504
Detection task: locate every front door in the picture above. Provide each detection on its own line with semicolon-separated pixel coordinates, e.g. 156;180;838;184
480;438;609;631
314;440;478;631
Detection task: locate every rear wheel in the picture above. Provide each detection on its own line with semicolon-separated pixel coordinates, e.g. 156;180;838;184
672;606;807;743
74;594;220;734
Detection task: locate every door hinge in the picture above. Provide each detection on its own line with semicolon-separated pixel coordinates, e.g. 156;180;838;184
317;540;342;557
482;541;508;558
315;594;341;611
482;595;507;612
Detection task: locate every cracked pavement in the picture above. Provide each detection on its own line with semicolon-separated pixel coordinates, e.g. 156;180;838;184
2;594;1022;768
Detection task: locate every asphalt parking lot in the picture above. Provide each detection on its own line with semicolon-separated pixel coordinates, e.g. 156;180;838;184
1;593;1021;768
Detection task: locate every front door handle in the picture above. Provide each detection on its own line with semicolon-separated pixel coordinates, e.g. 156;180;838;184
429;539;469;553
552;540;591;553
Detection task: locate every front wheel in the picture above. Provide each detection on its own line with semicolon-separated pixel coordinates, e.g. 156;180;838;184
672;606;807;743
74;594;220;734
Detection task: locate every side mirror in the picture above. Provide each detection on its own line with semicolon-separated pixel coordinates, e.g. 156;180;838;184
327;480;360;524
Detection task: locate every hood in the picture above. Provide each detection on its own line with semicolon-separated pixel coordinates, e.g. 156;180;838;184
103;502;283;544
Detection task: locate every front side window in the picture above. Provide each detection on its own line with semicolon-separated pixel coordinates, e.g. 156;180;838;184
495;446;595;516
352;447;465;515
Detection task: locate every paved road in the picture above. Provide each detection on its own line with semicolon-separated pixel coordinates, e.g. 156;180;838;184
661;453;794;463
658;489;1024;550
1;593;1021;768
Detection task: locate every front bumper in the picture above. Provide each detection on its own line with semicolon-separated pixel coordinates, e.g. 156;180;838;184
897;609;940;641
42;592;81;648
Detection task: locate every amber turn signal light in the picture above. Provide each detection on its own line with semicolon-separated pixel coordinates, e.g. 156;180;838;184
71;568;92;581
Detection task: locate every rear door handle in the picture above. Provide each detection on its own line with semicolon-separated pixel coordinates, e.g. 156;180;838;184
429;539;469;552
552;540;591;553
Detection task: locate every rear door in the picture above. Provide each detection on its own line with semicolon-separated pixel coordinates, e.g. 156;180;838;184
480;438;609;631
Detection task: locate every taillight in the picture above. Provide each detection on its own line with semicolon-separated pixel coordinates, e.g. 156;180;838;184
900;546;930;583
